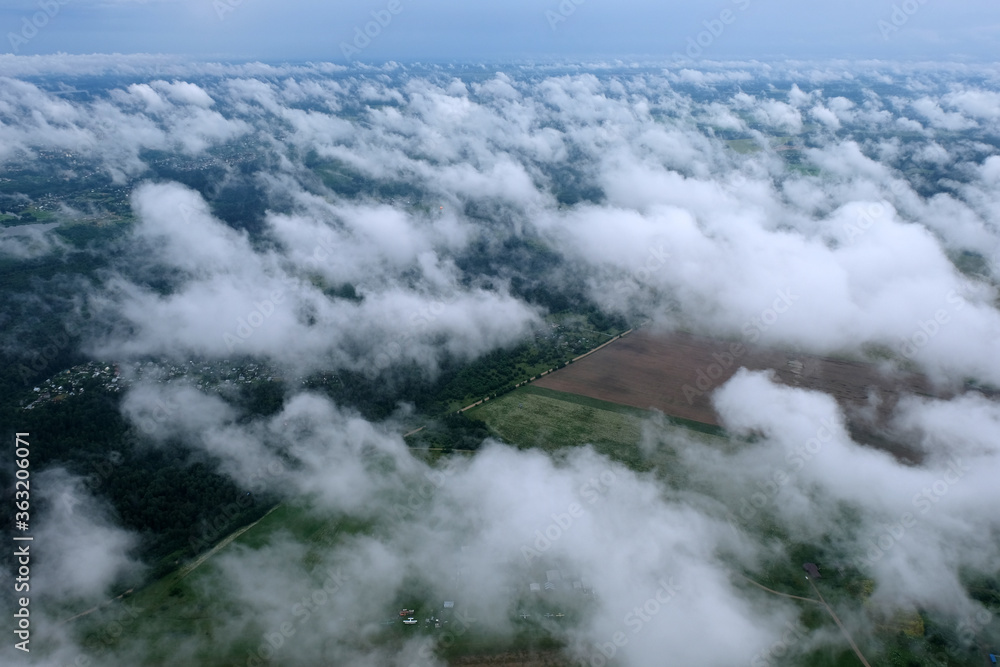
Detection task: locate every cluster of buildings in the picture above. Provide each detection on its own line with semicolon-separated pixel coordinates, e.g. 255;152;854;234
392;601;455;629
527;569;591;595
24;361;121;410
23;358;283;411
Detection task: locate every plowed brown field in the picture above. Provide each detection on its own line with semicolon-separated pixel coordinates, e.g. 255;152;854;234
534;329;935;431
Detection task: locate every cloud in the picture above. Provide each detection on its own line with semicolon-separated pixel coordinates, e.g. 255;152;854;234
98;365;1000;665
911;97;977;131
0;223;65;259
810;104;841;130
84;181;541;376
108;383;804;666
702;370;1000;614
3;59;1000;666
943;88;1000;122
31;469;144;601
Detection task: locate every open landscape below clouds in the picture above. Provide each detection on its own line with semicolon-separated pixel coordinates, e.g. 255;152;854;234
0;56;999;666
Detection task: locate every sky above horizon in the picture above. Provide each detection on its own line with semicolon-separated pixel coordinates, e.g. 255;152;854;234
3;0;1000;63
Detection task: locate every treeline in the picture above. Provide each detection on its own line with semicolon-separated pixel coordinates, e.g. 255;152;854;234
428;314;627;411
406;411;492;451
0;378;277;579
0;161;634;589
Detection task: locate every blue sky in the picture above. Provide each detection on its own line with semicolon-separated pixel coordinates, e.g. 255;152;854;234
3;0;999;62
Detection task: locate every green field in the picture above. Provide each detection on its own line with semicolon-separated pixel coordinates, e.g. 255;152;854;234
466;384;732;472
60;385;996;666
0;206;56;225
64;502;374;664
467;385;645;452
65;499;571;665
467;385;996;666
50;377;993;667
726;135;795;154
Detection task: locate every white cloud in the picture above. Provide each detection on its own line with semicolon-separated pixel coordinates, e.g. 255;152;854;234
5;61;1000;666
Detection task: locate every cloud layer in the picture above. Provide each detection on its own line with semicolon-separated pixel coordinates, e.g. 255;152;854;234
2;58;999;666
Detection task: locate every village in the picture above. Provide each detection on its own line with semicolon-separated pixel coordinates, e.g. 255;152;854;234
22;358;280;411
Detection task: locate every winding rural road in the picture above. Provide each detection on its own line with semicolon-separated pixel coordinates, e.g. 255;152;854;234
808;576;873;667
737;572;872;667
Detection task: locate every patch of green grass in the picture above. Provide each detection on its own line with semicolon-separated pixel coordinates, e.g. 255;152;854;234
466;385;650;469
1;207;56;226
231;502;313;549
29;206;55;221
787;163;821;177
66;502;374;665
466;384;726;472
468;385;643;450
70;497;573;665
522;385;726;437
728;138;763;154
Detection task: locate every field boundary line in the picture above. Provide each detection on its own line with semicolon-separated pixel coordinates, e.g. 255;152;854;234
452;328;634;415
58;587;135;626
180;504;282;579
569;328;633;363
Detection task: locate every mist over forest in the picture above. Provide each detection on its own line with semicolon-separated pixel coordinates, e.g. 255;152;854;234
0;55;999;666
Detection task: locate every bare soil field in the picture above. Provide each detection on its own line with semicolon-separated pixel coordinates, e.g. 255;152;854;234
534;329;940;456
